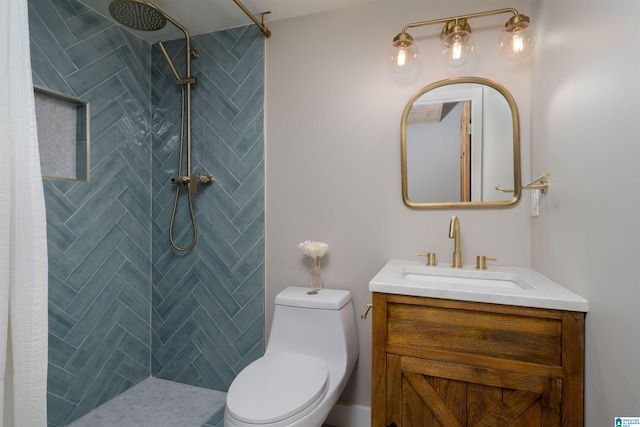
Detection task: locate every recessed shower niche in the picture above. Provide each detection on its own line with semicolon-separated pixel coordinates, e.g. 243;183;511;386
33;85;90;182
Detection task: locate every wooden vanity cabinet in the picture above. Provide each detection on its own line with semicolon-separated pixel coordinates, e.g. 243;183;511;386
371;293;585;427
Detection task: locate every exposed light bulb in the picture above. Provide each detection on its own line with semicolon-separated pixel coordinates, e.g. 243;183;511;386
397;48;407;67
442;33;474;68
388;36;419;83
451;41;463;61
512;32;525;54
389;44;418;73
499;18;533;61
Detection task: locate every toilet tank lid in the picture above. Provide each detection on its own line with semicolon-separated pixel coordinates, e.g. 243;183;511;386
276;287;352;310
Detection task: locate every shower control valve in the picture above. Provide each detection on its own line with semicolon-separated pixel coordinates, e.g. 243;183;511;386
171;174;214;194
188;174;214;194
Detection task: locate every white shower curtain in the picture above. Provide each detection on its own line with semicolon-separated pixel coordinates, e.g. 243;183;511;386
0;0;49;425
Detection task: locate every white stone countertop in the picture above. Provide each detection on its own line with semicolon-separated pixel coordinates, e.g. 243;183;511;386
369;259;588;312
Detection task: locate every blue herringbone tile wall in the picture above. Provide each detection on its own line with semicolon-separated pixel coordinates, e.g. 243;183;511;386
29;0;264;425
150;27;265;390
30;0;152;425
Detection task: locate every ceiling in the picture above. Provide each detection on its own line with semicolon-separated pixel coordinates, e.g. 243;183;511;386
80;0;381;42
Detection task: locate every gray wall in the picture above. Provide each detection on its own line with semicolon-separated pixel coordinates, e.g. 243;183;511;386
28;0;264;425
265;0;532;409
265;0;640;422
531;1;640;424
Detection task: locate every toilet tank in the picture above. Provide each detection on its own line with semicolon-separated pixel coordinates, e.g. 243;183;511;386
266;287;358;368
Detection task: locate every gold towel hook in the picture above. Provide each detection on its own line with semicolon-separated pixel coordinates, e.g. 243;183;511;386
523;172;550;194
495;172;550;195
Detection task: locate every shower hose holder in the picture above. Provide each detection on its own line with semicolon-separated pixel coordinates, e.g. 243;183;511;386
176;76;197;86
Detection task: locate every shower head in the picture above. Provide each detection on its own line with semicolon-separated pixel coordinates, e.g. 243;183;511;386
110;0;194;80
108;0;167;32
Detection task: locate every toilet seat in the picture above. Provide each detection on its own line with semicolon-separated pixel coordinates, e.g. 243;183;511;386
226;352;329;425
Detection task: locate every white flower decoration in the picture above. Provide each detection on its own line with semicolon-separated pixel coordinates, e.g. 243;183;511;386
298;240;329;258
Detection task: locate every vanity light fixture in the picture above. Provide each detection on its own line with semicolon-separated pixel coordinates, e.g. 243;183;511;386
390;8;532;76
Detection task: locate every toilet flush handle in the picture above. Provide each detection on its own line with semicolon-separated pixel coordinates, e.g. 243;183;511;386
361;303;373;320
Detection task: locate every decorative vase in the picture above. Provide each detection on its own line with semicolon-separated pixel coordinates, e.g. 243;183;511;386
309;256;323;293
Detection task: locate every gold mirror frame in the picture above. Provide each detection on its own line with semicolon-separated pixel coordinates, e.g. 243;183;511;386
401;77;521;209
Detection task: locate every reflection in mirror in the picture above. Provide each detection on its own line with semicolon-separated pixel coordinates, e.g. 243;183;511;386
401;77;521;208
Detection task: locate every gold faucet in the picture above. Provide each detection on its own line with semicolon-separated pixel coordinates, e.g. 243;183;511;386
448;216;462;268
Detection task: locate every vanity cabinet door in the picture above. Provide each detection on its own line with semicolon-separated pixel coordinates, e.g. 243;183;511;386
386;354;561;426
371;292;585;427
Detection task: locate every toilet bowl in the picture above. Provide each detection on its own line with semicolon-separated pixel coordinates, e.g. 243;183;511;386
224;287;359;427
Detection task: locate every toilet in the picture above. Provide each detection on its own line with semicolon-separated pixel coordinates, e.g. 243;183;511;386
224;287;359;427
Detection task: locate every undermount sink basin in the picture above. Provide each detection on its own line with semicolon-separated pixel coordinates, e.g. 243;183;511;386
369;260;588;312
402;265;532;290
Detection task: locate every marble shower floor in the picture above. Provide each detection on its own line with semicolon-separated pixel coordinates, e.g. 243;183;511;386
66;377;227;427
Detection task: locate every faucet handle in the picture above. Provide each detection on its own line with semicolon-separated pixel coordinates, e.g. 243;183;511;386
476;256;497;270
418;252;437;266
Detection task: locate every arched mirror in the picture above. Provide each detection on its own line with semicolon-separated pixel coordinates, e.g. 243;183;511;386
401;77;521;208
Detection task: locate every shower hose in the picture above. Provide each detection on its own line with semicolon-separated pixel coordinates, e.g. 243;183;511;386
168;86;197;251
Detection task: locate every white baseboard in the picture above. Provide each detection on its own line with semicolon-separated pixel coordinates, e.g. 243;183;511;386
325;402;371;427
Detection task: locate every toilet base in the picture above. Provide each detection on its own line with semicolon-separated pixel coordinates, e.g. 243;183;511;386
224;404;330;427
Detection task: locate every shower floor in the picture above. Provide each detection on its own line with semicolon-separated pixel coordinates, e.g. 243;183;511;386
66;377;226;427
